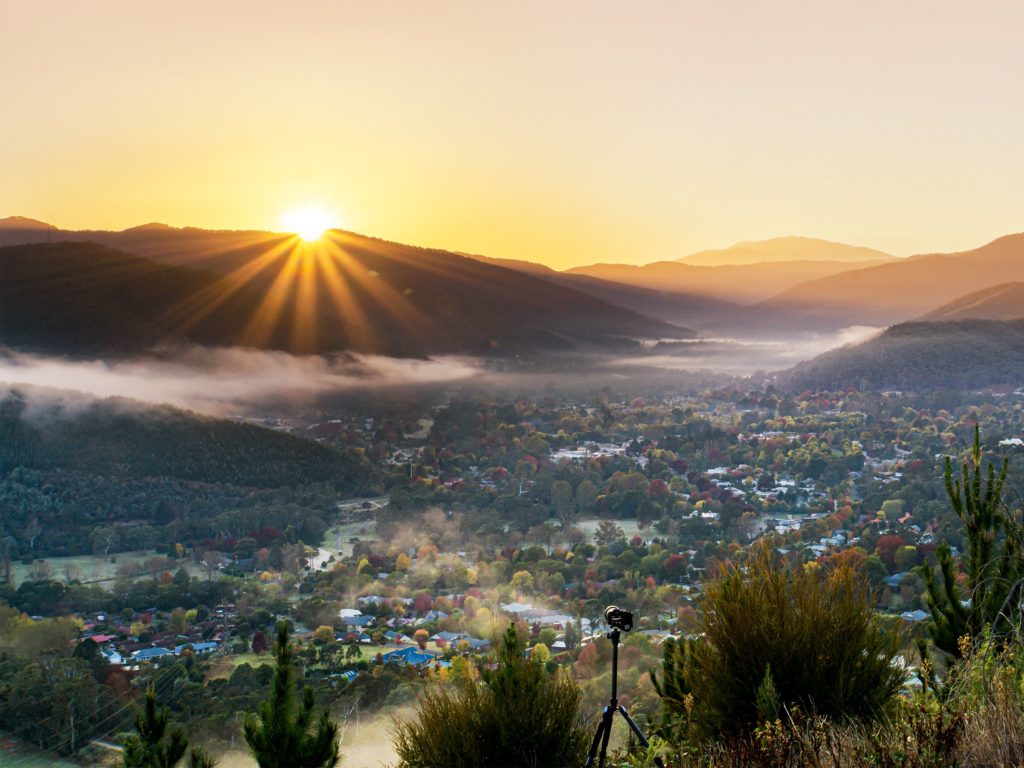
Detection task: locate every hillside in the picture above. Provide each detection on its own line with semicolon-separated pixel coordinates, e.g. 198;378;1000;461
0;242;283;355
566;258;891;305
0;386;377;557
743;233;1024;332
465;252;735;328
783;319;1024;391
919;281;1024;321
679;236;893;267
0;239;687;357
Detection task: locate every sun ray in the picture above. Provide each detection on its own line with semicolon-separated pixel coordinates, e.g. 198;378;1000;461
155;236;298;331
321;231;442;347
315;240;376;352
241;243;305;348
290;241;321;353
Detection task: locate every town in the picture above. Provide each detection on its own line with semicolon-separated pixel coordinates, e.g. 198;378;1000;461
3;379;1020;761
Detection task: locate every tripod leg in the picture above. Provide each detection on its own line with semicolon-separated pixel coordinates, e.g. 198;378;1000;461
597;707;614;768
617;706;665;768
583;712;608;768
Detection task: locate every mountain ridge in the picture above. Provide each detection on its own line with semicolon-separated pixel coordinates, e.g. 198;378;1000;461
679;236;894;266
0;239;688;358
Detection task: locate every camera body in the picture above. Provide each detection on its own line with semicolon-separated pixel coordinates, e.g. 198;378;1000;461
604;605;633;632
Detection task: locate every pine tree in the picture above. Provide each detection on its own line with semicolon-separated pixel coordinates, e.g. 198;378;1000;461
921;425;1024;657
243;621;340;768
119;686;216;768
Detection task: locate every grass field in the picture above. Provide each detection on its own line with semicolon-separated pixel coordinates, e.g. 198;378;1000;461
0;736;81;767
576;517;645;542
12;551;205;588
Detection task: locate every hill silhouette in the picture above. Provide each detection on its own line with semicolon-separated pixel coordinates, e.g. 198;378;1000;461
465;252;736;328
0;237;686;357
566;257;891;306
783;319;1024;391
919;281;1024;321
743;233;1024;332
678;236;893;266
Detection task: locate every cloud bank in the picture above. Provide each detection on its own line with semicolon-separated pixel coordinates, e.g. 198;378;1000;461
0;347;485;415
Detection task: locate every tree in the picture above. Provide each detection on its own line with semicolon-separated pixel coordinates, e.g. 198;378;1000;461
119;686;216;768
595;520;624;547
392;626;587;768
243;622;340;768
312;626;335;645
510;569;534;593
921;425;1024;658
653;544;903;738
413;629;430;650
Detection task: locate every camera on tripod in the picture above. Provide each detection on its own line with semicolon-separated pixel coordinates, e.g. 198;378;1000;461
585;605;662;768
603;605;633;632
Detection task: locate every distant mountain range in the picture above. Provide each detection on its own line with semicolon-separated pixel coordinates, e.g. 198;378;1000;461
7;216;1024;363
564;258;892;306
741;233;1024;332
465;252;738;328
677;236;893;267
783;319;1024;391
0;232;687;357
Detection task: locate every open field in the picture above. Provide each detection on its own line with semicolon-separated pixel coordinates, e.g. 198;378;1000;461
11;551;205;587
0;734;82;767
576;517;645;542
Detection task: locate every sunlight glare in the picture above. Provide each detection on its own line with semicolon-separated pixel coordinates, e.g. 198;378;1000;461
281;206;332;242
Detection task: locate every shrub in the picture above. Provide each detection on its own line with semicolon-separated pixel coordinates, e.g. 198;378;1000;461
392;625;588;768
654;544;903;739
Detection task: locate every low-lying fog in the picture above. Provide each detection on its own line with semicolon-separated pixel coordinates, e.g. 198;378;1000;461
0;326;878;414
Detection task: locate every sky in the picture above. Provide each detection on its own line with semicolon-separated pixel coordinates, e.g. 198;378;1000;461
3;1;1024;269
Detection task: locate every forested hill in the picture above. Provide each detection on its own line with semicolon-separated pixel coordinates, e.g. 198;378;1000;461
0;389;378;558
0;237;687;357
783;319;1024;392
0;390;372;487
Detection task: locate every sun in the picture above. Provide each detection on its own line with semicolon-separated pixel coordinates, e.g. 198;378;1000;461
281;206;333;242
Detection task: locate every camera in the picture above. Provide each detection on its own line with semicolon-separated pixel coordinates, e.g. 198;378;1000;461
604;605;633;632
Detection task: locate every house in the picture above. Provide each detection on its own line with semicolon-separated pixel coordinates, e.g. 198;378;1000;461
132;647;175;662
174;641;219;655
900;609;929;623
884;572;908;588
431;631;462;644
381;647;441;669
500;602;533;615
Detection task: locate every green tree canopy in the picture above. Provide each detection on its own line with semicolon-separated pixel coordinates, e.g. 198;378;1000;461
243;622;340;768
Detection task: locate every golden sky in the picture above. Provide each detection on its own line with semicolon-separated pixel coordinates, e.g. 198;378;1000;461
3;1;1024;269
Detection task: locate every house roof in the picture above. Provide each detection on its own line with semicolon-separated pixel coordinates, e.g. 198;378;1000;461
133;647;174;660
381;647;440;668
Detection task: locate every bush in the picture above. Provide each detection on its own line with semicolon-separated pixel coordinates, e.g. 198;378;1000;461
655;544;904;739
392;625;588;768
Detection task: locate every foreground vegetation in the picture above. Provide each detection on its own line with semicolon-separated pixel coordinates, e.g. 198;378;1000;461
2;377;1024;766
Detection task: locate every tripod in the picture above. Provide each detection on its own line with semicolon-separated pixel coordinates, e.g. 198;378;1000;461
583;628;664;768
